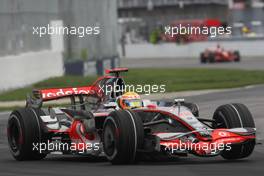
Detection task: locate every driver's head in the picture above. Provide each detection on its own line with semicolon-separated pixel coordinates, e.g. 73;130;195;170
117;92;143;109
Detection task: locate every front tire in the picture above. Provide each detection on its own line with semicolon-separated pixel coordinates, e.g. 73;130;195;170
212;103;255;159
102;110;144;164
7;108;47;161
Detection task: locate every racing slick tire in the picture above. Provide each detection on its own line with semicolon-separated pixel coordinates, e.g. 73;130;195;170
7;108;47;161
209;53;215;63
200;53;207;64
212;103;255;160
102;110;144;164
234;51;240;62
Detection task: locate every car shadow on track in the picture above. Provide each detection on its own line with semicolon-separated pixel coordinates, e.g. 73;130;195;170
1;147;256;166
138;158;253;166
44;155;108;163
41;155;254;166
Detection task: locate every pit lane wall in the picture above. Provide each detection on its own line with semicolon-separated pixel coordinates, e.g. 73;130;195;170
0;51;64;91
121;39;264;59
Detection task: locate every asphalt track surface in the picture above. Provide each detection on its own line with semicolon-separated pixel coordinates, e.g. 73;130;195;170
0;85;264;176
121;57;264;70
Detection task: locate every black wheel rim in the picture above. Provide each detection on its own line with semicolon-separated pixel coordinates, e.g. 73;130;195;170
213;111;228;128
103;120;117;157
8;117;22;153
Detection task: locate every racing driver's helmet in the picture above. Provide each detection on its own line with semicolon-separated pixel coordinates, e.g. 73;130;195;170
116;92;143;110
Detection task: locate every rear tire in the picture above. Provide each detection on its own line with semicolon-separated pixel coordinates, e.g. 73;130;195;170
234;51;240;62
212;103;255;159
209;53;215;63
200;53;206;64
7;108;47;161
102;110;144;164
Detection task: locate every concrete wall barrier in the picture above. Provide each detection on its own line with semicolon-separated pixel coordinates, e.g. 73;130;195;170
121;40;264;59
0;50;64;91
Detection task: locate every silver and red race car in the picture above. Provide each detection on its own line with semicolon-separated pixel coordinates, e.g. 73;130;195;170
200;44;241;63
7;68;256;164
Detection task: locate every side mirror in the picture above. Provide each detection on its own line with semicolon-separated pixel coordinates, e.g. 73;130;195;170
174;98;185;115
174;98;185;105
103;102;117;109
26;90;43;109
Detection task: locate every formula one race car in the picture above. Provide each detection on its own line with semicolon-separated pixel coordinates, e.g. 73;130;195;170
200;44;240;63
7;68;256;164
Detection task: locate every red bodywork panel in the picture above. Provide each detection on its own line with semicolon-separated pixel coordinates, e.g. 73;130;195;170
159;129;255;156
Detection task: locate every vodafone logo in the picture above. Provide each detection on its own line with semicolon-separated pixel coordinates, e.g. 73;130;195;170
219;132;227;137
41;87;93;100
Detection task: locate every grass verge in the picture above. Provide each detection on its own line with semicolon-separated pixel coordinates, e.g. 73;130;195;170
0;68;264;102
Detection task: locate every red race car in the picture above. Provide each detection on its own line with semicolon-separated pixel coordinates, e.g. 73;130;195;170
7;68;255;164
200;45;241;63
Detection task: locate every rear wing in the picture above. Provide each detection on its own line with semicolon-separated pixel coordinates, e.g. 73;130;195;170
26;86;97;109
26;67;128;107
105;67;128;77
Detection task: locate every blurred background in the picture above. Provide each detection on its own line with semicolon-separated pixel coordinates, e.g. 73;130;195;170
118;0;264;43
0;0;264;91
117;0;264;58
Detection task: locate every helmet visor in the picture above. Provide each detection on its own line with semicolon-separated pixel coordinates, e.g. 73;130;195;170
123;99;143;108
